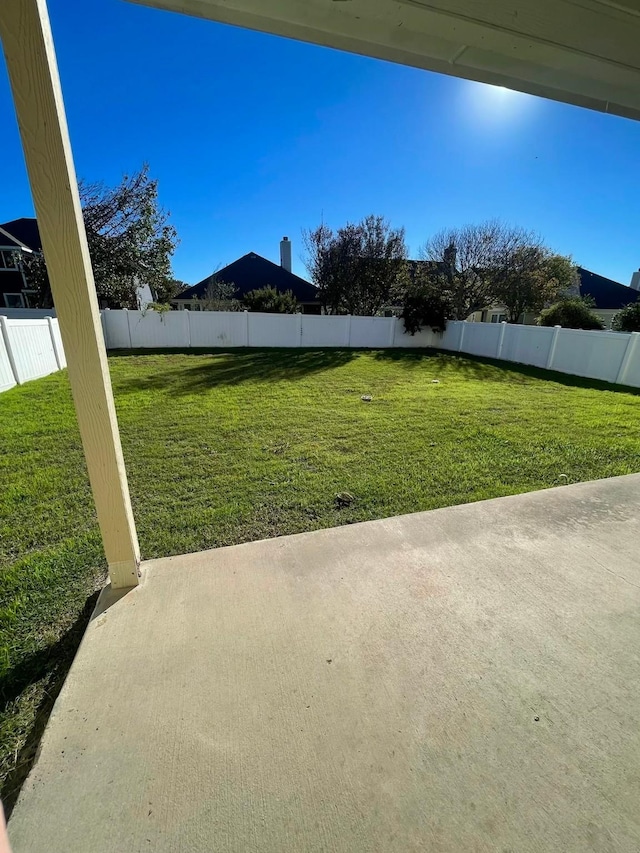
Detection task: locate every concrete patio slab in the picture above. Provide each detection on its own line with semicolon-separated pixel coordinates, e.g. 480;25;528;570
8;475;640;852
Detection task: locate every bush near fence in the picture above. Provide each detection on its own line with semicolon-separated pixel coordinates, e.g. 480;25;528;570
2;311;640;394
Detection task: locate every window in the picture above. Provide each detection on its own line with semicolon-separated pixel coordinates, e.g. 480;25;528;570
3;293;25;308
0;249;19;270
491;313;507;323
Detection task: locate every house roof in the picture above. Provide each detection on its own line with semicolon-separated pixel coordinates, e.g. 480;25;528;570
577;267;639;310
0;217;41;252
176;252;319;303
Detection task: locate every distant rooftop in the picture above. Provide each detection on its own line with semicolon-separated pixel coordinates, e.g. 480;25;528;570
176;252;318;304
577;267;640;310
0;217;41;252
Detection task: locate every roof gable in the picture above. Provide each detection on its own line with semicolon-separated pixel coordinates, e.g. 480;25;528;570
178;252;318;303
0;218;41;252
577;267;640;310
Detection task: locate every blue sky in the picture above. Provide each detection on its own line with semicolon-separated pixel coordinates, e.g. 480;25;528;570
1;0;639;286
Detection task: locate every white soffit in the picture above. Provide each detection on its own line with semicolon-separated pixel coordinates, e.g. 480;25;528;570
127;0;640;120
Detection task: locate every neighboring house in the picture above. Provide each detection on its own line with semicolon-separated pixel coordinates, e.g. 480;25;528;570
174;238;321;313
0;216;155;311
469;266;640;329
0;217;41;308
577;267;640;328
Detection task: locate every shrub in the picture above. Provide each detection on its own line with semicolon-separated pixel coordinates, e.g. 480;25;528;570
538;297;604;330
401;281;451;335
243;286;299;314
612;302;640;333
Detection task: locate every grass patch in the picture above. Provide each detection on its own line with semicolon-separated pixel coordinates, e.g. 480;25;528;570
2;347;640;808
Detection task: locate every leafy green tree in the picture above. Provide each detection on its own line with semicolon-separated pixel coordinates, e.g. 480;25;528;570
492;250;578;323
303;215;408;315
154;278;187;304
612;302;640;332
243;286;299;313
538;297;604;330
27;165;178;308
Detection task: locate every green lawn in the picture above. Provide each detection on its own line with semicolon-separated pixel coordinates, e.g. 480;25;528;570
2;348;640;808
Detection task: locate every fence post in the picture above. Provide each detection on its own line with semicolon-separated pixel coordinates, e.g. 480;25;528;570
185;307;192;348
0;315;20;384
458;321;466;352
388;316;396;348
546;325;561;370
346;314;352;347
297;311;303;347
100;309;108;348
496;321;507;359
244;310;250;347
615;331;639;386
46;316;63;369
124;308;133;349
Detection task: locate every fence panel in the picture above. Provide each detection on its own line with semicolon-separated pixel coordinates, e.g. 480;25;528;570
102;310;131;348
127;310;190;349
438;321;464;351
189;311;247;347
0;332;16;392
349;316;392;348
5;319;58;383
501;324;554;368
623;338;640;387
461;322;502;358
393;320;440;348
301;315;349;347
248;313;300;347
552;329;628;382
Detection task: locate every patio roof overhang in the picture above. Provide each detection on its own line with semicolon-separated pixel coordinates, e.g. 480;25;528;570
128;0;640;121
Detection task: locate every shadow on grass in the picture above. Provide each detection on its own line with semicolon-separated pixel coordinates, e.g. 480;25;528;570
373;348;640;395
108;346;640;397
111;348;358;395
0;591;100;818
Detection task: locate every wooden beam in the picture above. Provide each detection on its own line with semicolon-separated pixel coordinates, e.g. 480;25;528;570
0;0;140;588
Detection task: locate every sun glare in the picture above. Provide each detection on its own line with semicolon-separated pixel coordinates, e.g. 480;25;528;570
460;81;534;127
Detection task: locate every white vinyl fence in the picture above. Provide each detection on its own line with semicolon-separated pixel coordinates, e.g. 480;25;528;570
101;310;640;389
3;311;640;395
0;315;66;393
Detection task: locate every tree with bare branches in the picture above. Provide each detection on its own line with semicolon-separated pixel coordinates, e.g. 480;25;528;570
420;221;510;320
421;221;575;321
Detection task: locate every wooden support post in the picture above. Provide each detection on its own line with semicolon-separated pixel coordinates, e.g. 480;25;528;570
0;0;140;588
